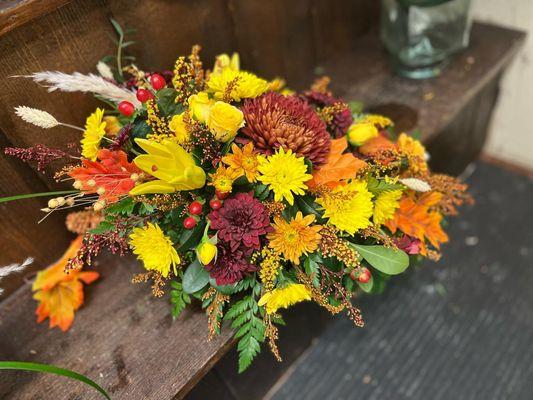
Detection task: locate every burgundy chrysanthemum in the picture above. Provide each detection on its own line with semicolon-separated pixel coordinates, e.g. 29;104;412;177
241;92;331;166
208;192;271;251
302;91;353;138
206;242;256;285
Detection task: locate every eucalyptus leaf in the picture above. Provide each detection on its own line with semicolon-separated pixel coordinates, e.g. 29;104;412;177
352;244;409;275
182;259;210;294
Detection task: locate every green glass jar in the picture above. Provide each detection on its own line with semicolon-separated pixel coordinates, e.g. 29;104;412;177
381;0;472;79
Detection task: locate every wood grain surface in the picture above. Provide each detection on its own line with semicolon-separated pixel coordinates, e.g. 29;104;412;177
0;254;236;400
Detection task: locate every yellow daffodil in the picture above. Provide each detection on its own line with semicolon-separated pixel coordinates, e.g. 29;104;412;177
129;139;206;195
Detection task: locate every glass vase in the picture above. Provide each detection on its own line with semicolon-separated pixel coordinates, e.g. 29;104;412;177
380;0;473;79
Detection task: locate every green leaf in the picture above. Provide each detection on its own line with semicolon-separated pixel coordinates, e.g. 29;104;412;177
157;88;183;117
89;221;115;234
109;17;123;36
182;259;210;294
0;190;77;204
131;119;151;140
351;244;409;275
366;177;404;195
178;221;206;252
238;335;261;373
170;280;191;320
303;257;320;287
0;361;111;399
105;197;135;215
295;195;321;218
209;278;237;295
253;184;270;201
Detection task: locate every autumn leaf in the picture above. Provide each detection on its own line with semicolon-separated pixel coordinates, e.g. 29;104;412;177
69;149;141;203
385;192;448;253
32;236;99;332
358;135;396;156
308;137;367;189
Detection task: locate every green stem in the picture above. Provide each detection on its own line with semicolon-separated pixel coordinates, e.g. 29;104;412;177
0;190;78;204
117;32;124;79
0;361;111;400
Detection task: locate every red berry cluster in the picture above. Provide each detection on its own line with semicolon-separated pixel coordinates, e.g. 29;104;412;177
350;267;371;283
183;194;225;230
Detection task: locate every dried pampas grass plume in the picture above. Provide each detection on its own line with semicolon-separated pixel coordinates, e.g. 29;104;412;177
15;106;59;129
400;178;432;192
0;257;34;295
21;71;141;108
96;61;115;80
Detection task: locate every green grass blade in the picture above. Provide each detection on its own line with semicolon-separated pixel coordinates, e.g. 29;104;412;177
0;190;77;204
0;361;111;399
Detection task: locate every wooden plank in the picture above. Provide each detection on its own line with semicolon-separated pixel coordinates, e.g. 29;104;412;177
0;254;236;400
0;0;71;36
229;0;317;89
323;22;526;147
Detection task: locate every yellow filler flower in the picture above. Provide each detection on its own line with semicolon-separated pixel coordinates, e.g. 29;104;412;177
81;108;107;161
129;139;206;195
316;180;374;235
257;147;312;205
258;283;312;314
129;222;180;278
268;212;322;265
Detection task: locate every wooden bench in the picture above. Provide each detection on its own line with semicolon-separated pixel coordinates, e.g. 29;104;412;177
0;1;525;398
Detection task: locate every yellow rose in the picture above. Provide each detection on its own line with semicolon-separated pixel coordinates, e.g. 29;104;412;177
347;122;379;146
196;241;218;265
188;92;214;123
207;101;245;142
168;113;190;144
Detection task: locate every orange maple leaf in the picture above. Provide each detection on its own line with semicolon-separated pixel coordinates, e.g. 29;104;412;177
385;192;448;253
69;149;141;203
358;135;397;156
308;137;367;189
32;236;99;331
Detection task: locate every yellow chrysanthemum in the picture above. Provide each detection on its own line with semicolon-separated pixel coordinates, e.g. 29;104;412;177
258;283;311;314
209;164;238;194
397;133;428;175
268;212;322;265
316;180;374;235
81;108;106;161
257;147;312;205
207;69;269;102
129;222;180;278
373;189;403;226
222;142;259;182
168;113;190;144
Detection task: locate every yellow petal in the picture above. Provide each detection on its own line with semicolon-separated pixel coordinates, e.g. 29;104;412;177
129;180;177;195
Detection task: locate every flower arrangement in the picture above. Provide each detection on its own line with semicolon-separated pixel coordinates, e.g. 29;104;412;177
3;36;471;372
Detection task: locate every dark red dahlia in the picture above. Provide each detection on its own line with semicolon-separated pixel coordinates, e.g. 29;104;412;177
302;91;353;138
206;242;256;285
208;192;271;251
241;92;331;166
